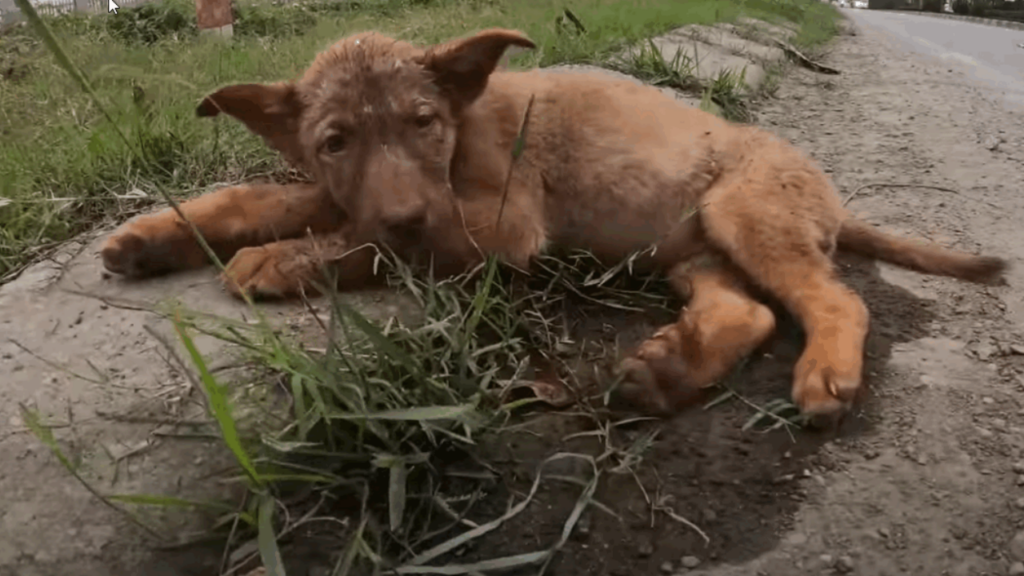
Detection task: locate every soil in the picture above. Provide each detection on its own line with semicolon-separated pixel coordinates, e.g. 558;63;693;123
4;13;1024;576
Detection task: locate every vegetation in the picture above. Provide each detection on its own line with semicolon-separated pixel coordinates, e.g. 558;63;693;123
10;0;837;573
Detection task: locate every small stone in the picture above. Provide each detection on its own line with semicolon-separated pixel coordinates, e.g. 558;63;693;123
681;556;701;569
836;555;855;573
660;561;674;573
977;344;997;361
983;396;996;404
1013;462;1024;474
819;554;834;566
878;527;891;539
701;508;718;523
637;540;654;557
1015;498;1024;510
1016;475;1024;487
1010;345;1024;355
1009;530;1024;560
1009;561;1024;576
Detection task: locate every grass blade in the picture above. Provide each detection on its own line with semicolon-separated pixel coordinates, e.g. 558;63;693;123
258;495;288;576
327;403;478;422
389;459;409;533
19;404;164;540
107;494;237;513
394;551;551;574
172;314;262;487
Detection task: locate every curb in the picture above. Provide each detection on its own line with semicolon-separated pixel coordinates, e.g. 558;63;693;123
890;9;1024;31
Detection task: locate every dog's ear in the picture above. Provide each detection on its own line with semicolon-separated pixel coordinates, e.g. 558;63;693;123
421;28;536;106
196;82;307;169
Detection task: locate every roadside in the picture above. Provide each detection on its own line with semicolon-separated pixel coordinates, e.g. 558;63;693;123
698;10;1024;575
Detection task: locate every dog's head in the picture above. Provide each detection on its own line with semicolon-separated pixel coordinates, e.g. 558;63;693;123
196;29;535;255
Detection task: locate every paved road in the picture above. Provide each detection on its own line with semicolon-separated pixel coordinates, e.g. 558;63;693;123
845;9;1024;109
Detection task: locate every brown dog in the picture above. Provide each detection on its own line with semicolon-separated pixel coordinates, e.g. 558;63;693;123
100;28;1008;422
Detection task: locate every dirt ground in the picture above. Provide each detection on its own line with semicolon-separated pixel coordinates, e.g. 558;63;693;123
4;13;1024;576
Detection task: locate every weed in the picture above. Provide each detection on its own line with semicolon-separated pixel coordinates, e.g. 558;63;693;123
609;39;701;92
757;60;786;99
106;0;196;45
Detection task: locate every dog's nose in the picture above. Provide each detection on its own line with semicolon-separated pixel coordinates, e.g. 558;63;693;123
382;204;428;241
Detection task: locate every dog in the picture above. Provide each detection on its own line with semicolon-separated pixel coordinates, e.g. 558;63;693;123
100;28;1008;423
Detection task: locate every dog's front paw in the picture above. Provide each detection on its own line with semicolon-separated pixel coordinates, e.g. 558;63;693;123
221;245;310;300
101;219;194;278
101;227;149;277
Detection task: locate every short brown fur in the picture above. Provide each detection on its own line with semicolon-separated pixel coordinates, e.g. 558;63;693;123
100;29;1009;422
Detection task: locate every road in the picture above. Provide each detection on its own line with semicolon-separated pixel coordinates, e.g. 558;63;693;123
845;9;1024;109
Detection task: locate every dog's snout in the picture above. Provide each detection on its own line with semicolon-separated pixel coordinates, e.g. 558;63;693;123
382;203;428;239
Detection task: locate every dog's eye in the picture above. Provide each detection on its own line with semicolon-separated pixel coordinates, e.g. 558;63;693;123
414;113;436;129
324;134;346;154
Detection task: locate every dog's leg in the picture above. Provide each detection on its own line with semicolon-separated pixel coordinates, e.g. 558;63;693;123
701;185;869;425
220;229;378;299
101;182;344;278
616;257;776;415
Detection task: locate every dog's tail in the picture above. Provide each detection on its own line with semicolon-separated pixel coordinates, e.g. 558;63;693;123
837;218;1008;284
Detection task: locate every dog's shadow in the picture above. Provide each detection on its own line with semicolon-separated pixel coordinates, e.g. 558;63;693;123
445;252;938;576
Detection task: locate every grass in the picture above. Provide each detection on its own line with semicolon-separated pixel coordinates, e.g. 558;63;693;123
9;0;840;573
0;0;839;281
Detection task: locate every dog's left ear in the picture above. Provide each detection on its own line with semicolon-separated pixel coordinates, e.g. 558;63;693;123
196;82;308;171
421;28;536;106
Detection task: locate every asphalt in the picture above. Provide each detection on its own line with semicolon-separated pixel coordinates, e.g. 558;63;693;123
845;8;1024;109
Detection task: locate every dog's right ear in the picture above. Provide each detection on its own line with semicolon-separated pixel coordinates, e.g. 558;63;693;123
420;28;536;109
197;82;306;169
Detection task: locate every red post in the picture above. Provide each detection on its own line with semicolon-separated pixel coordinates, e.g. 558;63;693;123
195;0;233;36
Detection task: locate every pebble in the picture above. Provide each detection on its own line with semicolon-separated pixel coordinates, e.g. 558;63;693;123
1010;562;1024;576
1016;475;1024;487
1013;461;1024;474
836;555;855;573
1015;497;1024;510
681;556;701;569
983;396;996;404
660;561;674;573
637;541;654;557
819;554;834;565
1009;530;1024;561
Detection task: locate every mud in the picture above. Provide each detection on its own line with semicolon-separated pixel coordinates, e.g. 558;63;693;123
4;11;1024;576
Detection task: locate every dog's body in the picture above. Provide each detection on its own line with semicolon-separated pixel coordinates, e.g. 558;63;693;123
100;29;1007;423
